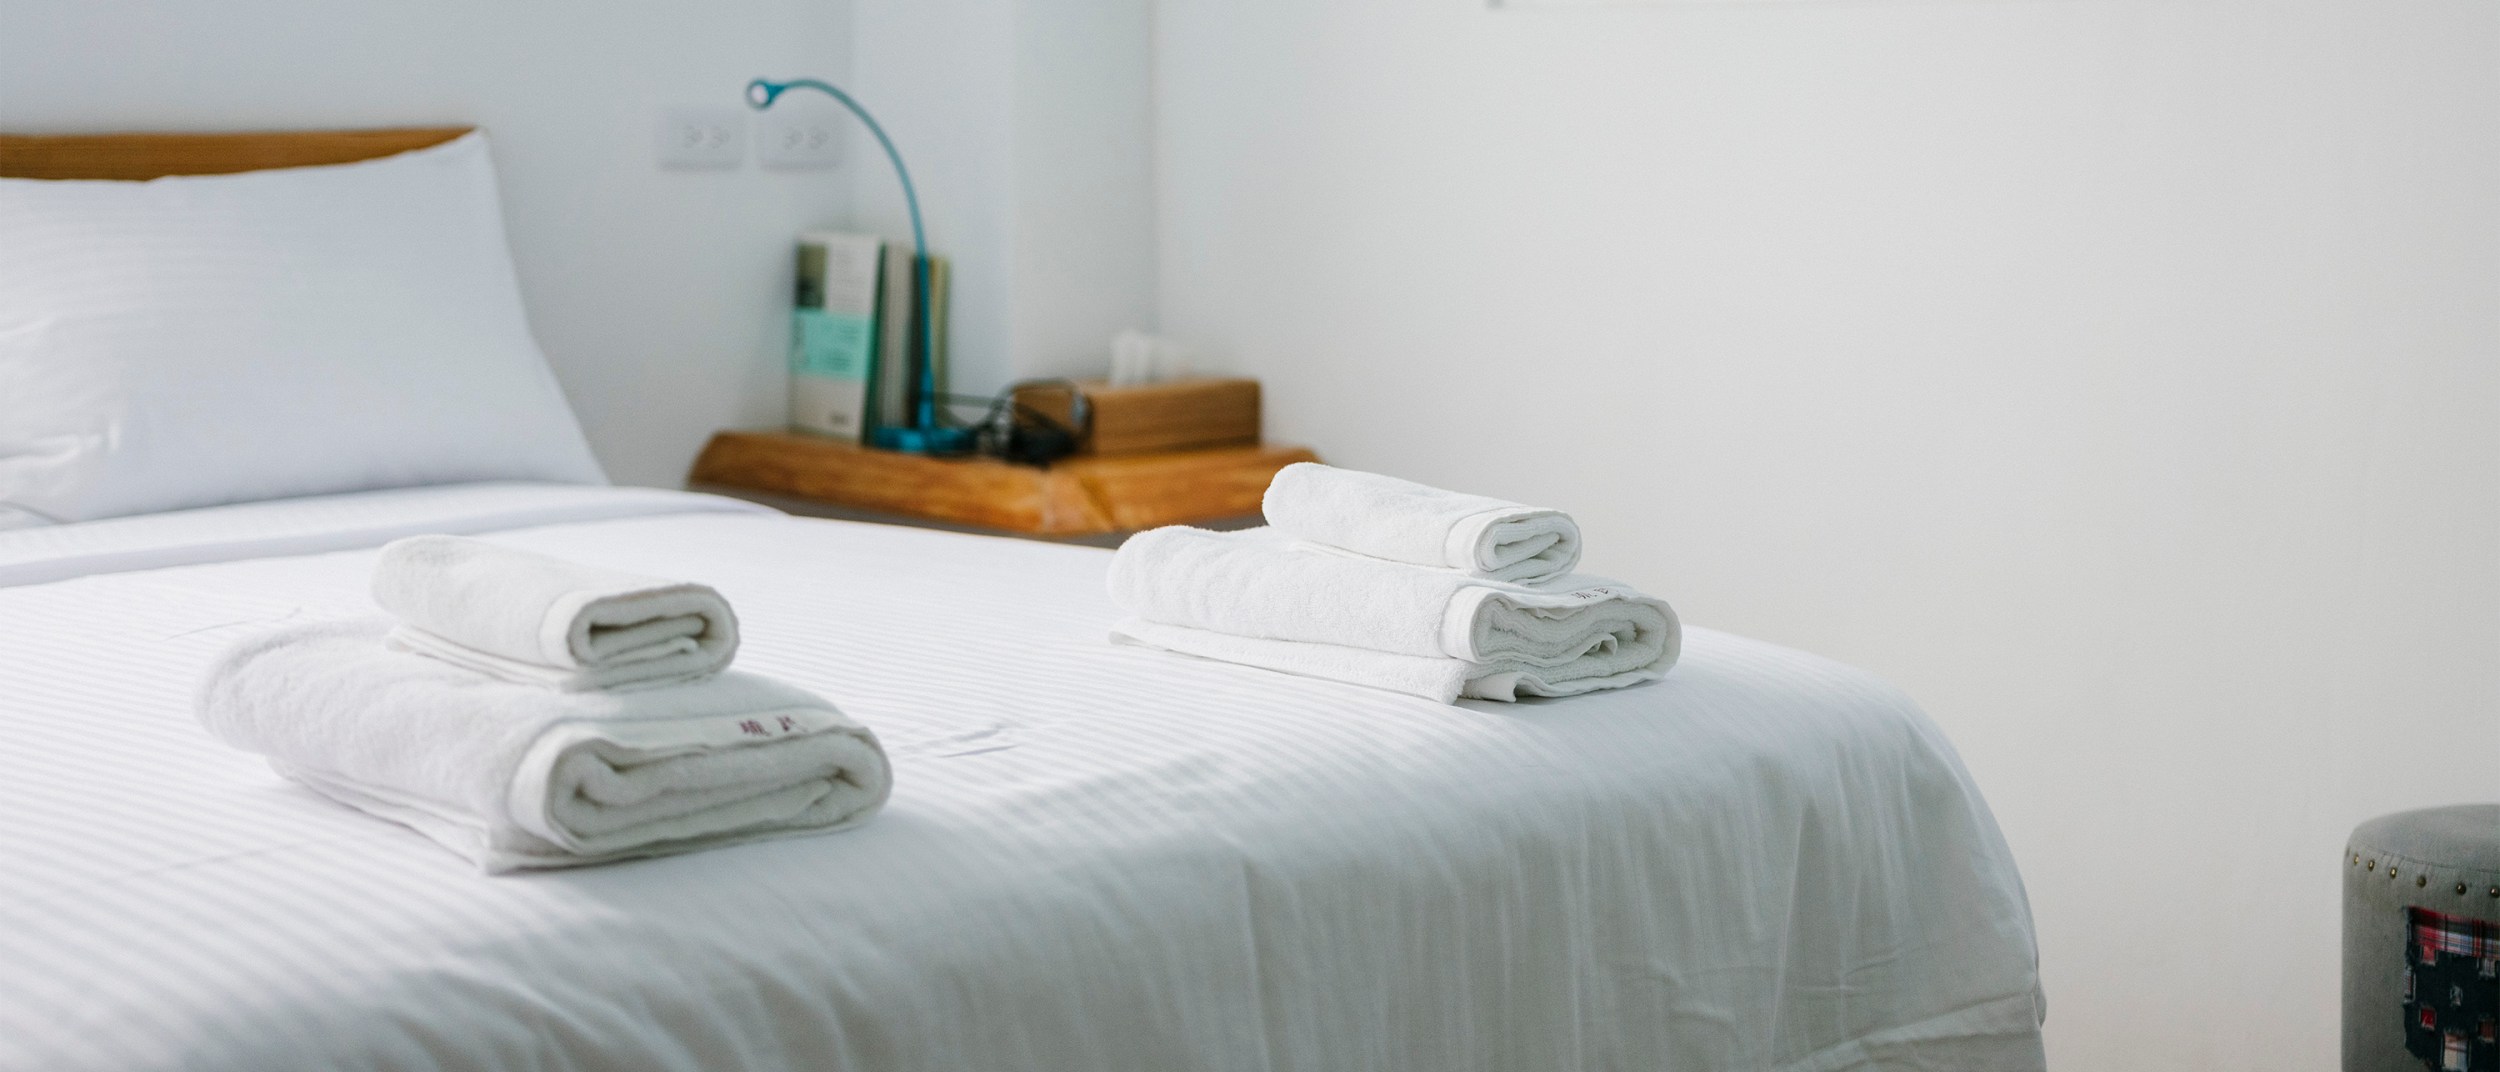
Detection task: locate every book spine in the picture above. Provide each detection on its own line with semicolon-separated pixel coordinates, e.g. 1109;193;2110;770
902;254;928;426
925;255;951;414
868;243;917;434
789;232;881;441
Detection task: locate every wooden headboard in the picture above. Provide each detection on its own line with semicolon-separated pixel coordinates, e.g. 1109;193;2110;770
0;127;473;181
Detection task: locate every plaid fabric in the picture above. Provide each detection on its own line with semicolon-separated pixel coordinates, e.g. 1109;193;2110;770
2406;908;2500;1072
2419;910;2500;963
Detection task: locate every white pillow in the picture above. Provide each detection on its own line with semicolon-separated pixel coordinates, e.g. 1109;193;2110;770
0;131;605;523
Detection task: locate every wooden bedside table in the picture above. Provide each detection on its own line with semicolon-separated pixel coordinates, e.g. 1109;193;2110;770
687;431;1318;546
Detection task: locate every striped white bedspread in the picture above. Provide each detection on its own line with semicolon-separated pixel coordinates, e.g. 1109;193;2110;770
0;484;2045;1072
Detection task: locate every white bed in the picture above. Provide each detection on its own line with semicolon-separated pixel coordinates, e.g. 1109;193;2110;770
0;124;2041;1071
0;483;2044;1071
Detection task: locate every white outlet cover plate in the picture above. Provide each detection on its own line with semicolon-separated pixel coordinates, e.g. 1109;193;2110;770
656;106;748;169
758;109;843;170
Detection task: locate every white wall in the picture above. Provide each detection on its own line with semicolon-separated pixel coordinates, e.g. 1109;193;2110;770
847;0;1019;397
1008;0;1159;383
0;0;856;487
848;0;1155;394
1154;1;2499;1068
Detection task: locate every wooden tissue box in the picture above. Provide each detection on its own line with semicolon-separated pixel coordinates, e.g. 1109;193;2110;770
1015;378;1261;456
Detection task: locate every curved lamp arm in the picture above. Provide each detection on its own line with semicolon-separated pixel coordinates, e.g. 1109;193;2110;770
749;77;958;446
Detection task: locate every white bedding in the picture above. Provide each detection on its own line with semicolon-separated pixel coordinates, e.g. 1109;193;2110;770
0;485;2044;1071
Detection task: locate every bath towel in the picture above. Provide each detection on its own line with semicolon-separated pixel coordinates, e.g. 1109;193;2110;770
198;619;889;872
1106;525;1676;702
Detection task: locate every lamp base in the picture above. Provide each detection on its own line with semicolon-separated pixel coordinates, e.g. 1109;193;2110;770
869;425;980;456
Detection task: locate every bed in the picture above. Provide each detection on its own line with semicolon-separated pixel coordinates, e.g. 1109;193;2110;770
0;130;2045;1071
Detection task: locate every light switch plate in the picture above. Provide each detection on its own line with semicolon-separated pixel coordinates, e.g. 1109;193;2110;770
656;107;748;169
758;109;843;170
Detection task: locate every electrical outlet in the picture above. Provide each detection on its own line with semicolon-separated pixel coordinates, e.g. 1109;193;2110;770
758;110;843;170
655;107;748;169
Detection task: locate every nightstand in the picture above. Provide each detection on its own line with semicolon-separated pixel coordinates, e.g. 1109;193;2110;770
687;431;1318;546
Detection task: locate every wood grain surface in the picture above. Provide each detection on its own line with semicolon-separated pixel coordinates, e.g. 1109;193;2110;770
0;127;472;180
689;431;1318;535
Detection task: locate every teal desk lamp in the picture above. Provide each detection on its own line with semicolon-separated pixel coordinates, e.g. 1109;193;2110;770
748;77;975;455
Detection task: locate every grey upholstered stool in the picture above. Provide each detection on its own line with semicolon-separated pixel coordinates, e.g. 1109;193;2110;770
2347;805;2500;1071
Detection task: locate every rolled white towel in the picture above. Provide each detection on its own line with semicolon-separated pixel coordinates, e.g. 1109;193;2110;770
372;534;738;691
1261;463;1582;583
198;619;890;872
1106;526;1677;702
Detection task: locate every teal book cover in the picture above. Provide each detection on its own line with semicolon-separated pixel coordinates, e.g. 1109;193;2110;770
789;233;882;440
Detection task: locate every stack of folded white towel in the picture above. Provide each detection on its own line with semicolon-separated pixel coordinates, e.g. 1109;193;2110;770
1108;463;1681;703
196;536;891;873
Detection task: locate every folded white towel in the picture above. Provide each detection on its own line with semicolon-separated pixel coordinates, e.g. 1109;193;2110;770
198;619;891;872
1261;463;1582;583
1105;526;1678;702
372;535;739;691
1111;619;1669;703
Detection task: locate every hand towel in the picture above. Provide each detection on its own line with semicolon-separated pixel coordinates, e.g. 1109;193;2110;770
1106;526;1677;702
1261;463;1582;583
372;534;739;691
198;619;890;872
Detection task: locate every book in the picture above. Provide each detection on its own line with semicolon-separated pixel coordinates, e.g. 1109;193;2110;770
789;231;882;440
867;244;916;434
925;255;951;406
864;250;952;435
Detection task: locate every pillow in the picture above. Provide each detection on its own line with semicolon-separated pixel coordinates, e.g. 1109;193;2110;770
0;131;605;523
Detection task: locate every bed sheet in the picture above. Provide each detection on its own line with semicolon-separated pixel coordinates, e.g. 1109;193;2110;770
0;485;2044;1071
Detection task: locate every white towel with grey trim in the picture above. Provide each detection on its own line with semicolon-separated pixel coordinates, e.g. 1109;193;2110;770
372;534;739;691
1261;462;1582;584
198;619;890;872
1106;525;1677;703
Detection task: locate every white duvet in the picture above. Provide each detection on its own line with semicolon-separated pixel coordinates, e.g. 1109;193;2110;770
0;484;2044;1072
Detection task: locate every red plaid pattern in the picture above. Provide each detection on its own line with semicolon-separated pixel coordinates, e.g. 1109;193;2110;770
2418;910;2500;962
